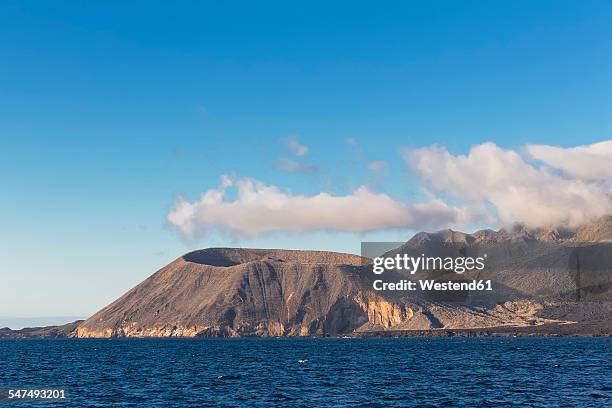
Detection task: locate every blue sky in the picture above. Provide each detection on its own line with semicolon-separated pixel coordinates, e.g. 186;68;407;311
1;1;612;323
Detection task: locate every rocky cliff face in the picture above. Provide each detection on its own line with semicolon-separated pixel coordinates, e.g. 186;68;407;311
73;218;612;338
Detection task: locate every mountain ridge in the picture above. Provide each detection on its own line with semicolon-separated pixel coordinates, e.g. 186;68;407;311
3;218;611;338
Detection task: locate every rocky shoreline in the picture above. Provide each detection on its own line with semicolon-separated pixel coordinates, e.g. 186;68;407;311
2;319;611;339
355;321;612;338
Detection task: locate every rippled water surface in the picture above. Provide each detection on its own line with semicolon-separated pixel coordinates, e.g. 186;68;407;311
1;338;610;407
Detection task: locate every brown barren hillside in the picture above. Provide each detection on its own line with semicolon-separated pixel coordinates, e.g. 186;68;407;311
75;249;412;338
4;218;610;339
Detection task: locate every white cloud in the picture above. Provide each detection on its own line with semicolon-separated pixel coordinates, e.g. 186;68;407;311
276;136;316;173
169;140;612;239
167;176;473;237
274;159;318;174
284;136;309;156
367;161;389;171
526;140;612;181
405;142;612;228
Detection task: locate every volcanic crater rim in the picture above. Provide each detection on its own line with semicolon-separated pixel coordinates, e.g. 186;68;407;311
181;248;365;267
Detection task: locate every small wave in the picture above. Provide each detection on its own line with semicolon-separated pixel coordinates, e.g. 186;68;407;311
215;375;241;380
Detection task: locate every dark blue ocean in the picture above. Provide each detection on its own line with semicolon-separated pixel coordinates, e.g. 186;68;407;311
0;338;610;407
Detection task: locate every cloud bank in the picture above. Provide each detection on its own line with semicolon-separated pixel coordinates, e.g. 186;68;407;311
167;177;473;237
168;139;612;238
526;140;612;181
405;142;612;228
